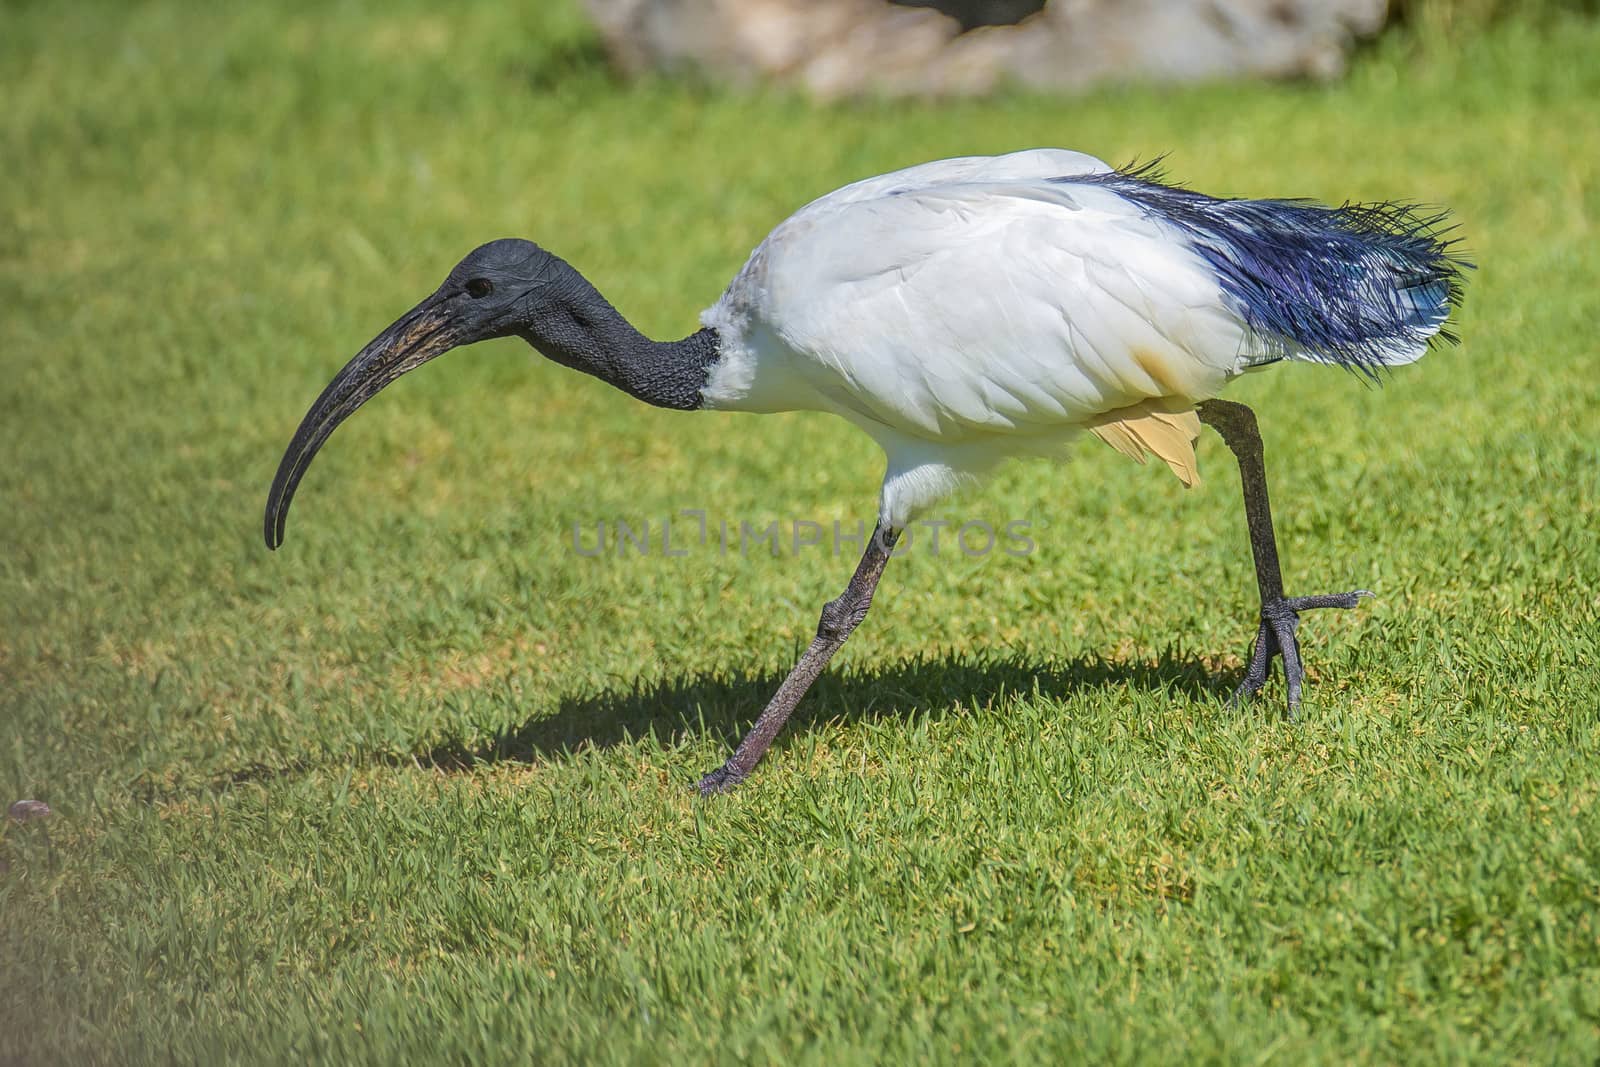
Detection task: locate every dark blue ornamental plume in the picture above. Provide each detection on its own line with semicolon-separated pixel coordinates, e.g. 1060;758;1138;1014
1063;162;1471;378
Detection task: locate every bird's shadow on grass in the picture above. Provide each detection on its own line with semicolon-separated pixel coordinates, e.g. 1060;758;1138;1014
404;647;1233;773
194;649;1234;797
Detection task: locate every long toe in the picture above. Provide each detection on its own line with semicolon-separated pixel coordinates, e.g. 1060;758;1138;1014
1270;613;1306;717
1283;590;1374;612
1229;619;1278;706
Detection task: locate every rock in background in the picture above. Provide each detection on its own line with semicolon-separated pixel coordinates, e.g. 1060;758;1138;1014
579;0;1393;98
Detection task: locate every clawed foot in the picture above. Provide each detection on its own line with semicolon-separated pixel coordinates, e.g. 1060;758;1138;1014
695;763;747;797
1231;590;1373;717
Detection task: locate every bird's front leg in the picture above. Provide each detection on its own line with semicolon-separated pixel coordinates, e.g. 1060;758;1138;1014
1197;399;1372;717
696;522;901;795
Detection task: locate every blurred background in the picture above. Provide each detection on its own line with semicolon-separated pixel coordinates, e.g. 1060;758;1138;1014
588;0;1406;96
4;1;1599;1063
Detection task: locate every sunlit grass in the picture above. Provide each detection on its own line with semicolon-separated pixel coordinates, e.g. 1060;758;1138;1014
2;2;1598;1063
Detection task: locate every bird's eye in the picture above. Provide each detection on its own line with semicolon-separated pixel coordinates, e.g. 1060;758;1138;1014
465;278;494;299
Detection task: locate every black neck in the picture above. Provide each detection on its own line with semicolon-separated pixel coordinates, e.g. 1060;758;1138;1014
516;259;718;411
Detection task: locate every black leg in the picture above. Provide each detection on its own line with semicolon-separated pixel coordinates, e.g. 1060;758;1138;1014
697;522;901;795
1197;399;1371;717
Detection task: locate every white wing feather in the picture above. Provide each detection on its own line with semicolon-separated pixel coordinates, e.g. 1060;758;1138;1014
707;161;1246;438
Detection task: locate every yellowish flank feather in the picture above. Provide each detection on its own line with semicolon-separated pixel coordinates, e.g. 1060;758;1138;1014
1086;400;1203;487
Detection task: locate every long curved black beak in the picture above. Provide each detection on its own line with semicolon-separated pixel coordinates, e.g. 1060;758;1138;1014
264;292;461;549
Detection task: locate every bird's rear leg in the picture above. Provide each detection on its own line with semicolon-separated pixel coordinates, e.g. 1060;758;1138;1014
696;523;900;795
1198;400;1371;717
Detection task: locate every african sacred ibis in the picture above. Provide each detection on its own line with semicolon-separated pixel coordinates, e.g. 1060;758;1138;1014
265;149;1467;794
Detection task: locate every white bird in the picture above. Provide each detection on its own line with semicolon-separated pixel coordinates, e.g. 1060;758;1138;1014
265;149;1467;793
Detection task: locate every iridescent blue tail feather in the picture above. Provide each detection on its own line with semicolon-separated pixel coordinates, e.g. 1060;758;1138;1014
1066;162;1471;379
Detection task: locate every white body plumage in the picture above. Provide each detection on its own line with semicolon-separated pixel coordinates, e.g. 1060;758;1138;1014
698;149;1445;528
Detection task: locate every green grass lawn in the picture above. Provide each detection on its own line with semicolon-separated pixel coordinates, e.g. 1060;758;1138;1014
3;2;1599;1062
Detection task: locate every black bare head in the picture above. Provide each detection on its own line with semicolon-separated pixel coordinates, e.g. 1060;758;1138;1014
262;238;571;550
263;239;717;550
439;238;563;342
